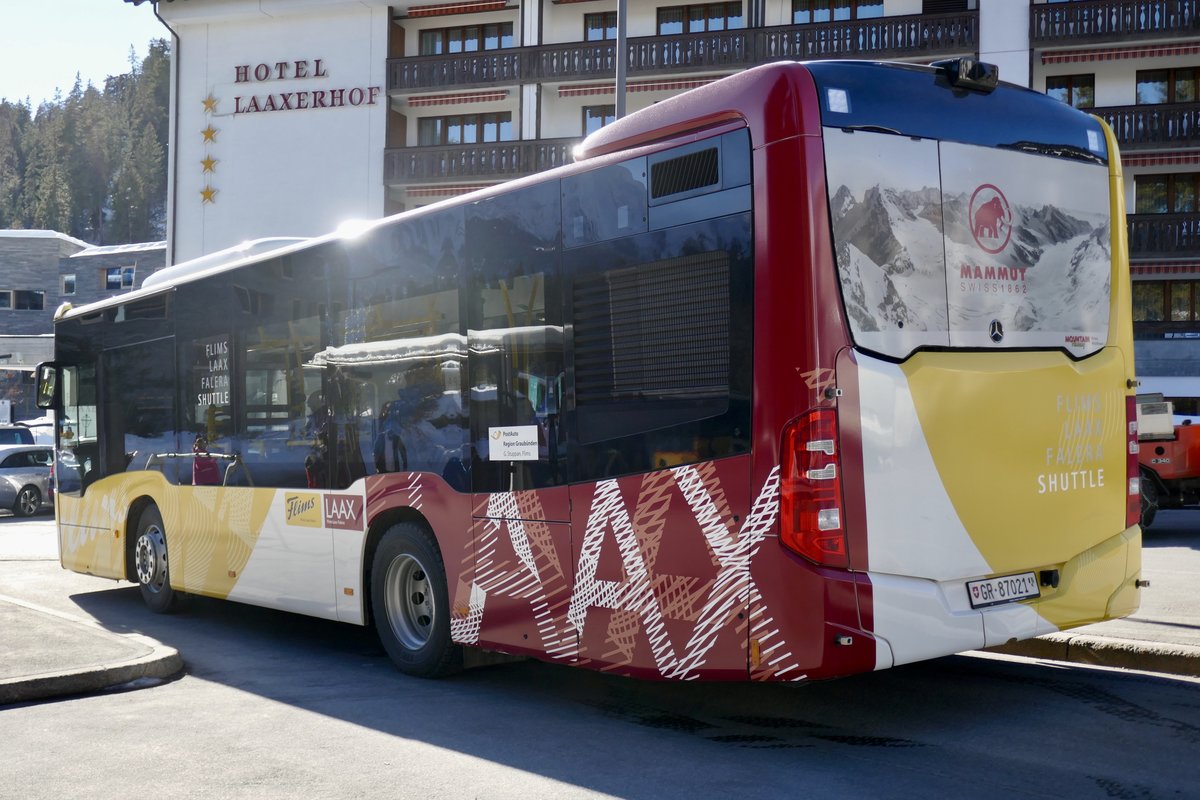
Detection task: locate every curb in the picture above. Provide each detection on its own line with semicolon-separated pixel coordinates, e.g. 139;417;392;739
986;633;1200;678
0;595;184;706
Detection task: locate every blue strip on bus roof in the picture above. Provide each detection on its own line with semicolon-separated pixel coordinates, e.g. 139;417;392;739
805;61;1109;164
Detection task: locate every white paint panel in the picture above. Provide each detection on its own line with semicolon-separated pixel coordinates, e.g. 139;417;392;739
869;572;984;668
872;570;1055;666
226;492;337;619
857;356;992;580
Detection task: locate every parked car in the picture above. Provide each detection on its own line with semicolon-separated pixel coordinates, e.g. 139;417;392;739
0;425;35;446
0;445;54;517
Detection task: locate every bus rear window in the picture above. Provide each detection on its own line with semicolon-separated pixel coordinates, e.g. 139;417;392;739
825;127;1112;359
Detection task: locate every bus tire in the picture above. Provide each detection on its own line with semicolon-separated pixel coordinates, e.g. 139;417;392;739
371;522;461;678
133;506;185;614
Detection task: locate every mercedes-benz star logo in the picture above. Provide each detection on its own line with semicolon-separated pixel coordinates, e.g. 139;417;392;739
989;319;1004;343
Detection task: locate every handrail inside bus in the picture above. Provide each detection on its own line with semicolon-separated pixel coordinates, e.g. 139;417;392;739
144;450;252;487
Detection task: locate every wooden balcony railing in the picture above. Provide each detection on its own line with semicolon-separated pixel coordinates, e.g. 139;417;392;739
1128;213;1200;260
388;11;977;93
1031;0;1200;45
1095;102;1200;150
384;138;580;184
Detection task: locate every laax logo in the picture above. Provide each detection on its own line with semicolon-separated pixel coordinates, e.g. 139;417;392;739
323;493;364;531
969;183;1013;255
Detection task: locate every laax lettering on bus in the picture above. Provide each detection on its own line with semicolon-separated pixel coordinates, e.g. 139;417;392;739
323;493;364;531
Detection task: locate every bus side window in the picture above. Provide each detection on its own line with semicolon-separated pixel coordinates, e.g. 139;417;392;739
340;207;468;488
466;182;567;493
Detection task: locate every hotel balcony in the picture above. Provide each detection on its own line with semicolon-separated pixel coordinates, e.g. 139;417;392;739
1128;212;1200;261
384;138;580;185
387;11;978;94
1095;102;1200;151
1031;0;1200;47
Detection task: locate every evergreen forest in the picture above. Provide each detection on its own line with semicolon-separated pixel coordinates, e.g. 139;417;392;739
0;39;170;246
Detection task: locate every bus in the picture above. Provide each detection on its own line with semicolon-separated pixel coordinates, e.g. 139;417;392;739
36;58;1142;682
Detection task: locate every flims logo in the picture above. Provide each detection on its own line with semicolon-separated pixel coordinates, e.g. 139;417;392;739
969;184;1013;255
323;493;364;531
285;493;322;527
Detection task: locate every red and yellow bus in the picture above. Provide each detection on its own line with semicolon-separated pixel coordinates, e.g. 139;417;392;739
37;58;1141;681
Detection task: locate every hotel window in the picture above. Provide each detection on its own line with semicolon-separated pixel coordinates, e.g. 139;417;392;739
657;2;744;34
417;112;513;146
105;266;136;291
1136;67;1199;105
792;0;883;24
1132;281;1200;322
585;11;617;41
1045;74;1095;109
62;274;76;296
583;104;616;136
418;22;514;55
1135;173;1200;214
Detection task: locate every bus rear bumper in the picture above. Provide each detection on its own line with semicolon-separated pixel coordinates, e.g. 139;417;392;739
868;526;1142;670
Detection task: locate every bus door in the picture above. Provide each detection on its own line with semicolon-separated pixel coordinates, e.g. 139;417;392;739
464;184;576;660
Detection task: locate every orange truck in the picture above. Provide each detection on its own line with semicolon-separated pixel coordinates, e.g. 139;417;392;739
1137;394;1200;527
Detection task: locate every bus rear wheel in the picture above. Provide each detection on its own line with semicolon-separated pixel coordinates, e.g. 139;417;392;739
134;506;184;613
371;522;461;678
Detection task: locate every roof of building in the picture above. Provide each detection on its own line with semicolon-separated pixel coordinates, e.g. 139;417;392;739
0;229;91;249
70;241;167;259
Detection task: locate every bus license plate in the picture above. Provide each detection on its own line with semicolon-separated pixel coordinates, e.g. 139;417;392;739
967;572;1040;609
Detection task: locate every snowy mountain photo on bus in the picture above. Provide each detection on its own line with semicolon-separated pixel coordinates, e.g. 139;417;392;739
825;127;1111;356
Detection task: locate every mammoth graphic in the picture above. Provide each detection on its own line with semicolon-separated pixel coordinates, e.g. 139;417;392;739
973;195;1009;240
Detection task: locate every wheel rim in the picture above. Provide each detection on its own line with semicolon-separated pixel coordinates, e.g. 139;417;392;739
383;553;434;650
135;526;169;594
16;488;37;516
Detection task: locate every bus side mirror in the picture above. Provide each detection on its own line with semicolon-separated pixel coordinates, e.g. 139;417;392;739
35;363;57;410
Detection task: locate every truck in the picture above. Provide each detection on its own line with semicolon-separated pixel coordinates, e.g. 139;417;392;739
1137;393;1200;528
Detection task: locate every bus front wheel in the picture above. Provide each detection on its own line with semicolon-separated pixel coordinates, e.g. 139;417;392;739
134;506;184;614
371;522;461;678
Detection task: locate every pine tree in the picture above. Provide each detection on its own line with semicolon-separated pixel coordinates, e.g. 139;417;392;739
1;37;171;244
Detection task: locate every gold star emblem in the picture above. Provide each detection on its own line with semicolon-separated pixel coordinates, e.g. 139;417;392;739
200;186;217;204
201;125;218;143
202;95;218;113
201;155;217;173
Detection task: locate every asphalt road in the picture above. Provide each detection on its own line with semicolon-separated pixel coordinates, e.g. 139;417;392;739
2;513;1199;799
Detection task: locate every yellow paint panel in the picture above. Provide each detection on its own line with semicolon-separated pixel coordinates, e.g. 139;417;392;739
56;472;275;599
903;348;1128;575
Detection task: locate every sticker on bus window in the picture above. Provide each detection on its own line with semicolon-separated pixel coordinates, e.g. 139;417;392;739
488;426;540;461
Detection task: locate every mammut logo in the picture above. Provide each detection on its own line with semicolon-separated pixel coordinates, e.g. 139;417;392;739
969;184;1013;255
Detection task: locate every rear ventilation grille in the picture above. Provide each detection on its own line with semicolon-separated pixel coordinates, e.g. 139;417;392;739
650;147;719;199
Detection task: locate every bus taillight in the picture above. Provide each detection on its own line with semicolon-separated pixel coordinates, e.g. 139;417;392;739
780;408;848;568
1126;395;1141;529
